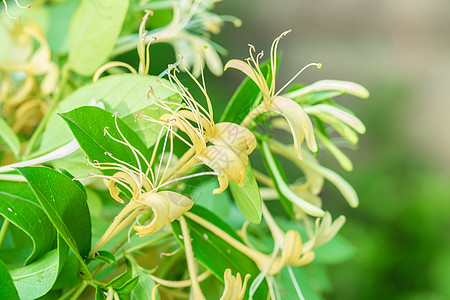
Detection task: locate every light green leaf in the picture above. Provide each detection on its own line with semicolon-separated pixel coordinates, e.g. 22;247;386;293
60;106;152;176
18;167;92;277
68;0;129;75
10;236;68;300
314;235;355;264
229;163;262;224
0;181;56;264
0;117;21;159
39;74;180;155
0;259;19;300
171;205;268;299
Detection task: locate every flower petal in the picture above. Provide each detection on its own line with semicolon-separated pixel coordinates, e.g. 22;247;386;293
271;96;318;158
224;59;262;90
159;191;194;222
134;192;170;237
305;104;366;134
197;145;246;194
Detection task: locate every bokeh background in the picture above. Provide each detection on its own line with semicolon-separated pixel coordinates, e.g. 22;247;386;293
208;1;450;299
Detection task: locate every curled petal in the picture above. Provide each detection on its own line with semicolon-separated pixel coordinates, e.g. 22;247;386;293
40;63;60;95
159;191;194;221
208;122;256;165
224;59;262;90
303;212;346;252
271;96;317;158
134;192;170;237
220;269;251;300
108;172;140;203
305;104;366;134
197;146;246;194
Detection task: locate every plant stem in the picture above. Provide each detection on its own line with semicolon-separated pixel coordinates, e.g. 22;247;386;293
58;284;80;300
0;219;10;247
69;280;88;300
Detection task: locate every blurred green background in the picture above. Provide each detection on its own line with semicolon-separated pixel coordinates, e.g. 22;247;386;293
206;1;450;299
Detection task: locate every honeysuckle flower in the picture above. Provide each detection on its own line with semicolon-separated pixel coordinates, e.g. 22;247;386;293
114;0;241;77
302;211;346;253
87;112;199;255
0;20;59;134
225;30;321;160
142;61;256;194
220;269;251;300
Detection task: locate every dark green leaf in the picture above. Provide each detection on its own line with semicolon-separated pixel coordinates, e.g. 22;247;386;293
68;0;129;75
95;286;106;300
116;276;140;294
18;167;91;277
171;205;268;299
229;163;262;224
10;236;68;300
92;251;116;265
60;106;152;177
0;181;56;264
0;259;19;300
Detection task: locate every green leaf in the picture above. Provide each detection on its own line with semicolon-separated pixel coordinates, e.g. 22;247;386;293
39;74;180;155
0;181;56;264
18;167;92;277
96;286;106;300
221;59;274;124
116;276;139;294
229;163;262;224
128;260;159;300
92;251;116;265
68;0;129;75
10;236;68;300
171;205;268;299
314;235;355;264
0;117;21;159
0;259;19;300
60;106;152;176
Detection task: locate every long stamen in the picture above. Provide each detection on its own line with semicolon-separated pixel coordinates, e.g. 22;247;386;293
274;62;322;97
270;30;291;98
2;0;20;20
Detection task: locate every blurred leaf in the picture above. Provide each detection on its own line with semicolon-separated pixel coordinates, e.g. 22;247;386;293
40;74;180;154
0;259;19;300
0;117;21;159
60;106;151;176
68;0;129;75
0;181;56;264
92;251;116;265
279;265;329;300
171;205;268;299
129;263;159;300
229;163;262;224
18;167;91;276
314;235;355;265
10;236;68;300
221;59;274;124
116;276;139;294
96;286;106;300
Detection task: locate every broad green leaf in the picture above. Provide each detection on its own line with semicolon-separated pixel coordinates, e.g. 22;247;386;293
171;205;268;299
221;59;273;124
18;167;91;277
10;236;68;300
229;163;262;224
0;259;19;300
116;276;140;295
68;0;129;75
0;117;21;159
0;181;56;264
60;106;152;176
129;262;159;300
39;74;180;154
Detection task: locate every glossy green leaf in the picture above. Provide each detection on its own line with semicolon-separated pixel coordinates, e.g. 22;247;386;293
171;205;268;299
0;259;19;300
229;163;262;224
39;74;180;154
221;59;274;124
68;0;129;75
18;167;91;277
0;117;21;159
60;106;152;176
10;236;68;300
0;181;56;264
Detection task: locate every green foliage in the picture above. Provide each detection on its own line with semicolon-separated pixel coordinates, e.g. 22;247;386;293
0;259;19;300
68;0;130;75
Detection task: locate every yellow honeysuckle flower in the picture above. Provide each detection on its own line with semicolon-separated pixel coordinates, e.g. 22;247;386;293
225;30;321;160
303;211;346;253
220;269;251;300
143;61;256;194
86;113;197;256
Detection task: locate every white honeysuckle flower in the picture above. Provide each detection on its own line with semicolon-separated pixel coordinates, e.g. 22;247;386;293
303;212;346;253
304;104;366;134
285;79;370;100
220;269;251;300
225;30;321;160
